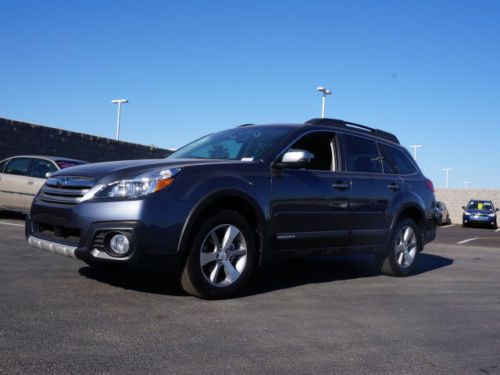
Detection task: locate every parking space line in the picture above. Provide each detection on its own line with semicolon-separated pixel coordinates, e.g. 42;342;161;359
0;221;24;227
457;237;479;244
440;224;455;228
496;228;500;232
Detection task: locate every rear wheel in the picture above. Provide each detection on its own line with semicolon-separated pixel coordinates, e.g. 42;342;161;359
180;210;256;299
377;218;420;276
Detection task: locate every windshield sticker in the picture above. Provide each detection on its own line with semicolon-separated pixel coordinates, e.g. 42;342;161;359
241;157;254;162
478;203;483;209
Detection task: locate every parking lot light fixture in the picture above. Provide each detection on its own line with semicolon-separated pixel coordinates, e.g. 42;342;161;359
408;145;423;160
111;99;129;140
442;168;452;189
463;181;471;190
316;86;332;118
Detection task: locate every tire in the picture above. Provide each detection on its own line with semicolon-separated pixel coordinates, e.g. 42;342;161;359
180;210;256;299
446;215;451;225
377;218;420;277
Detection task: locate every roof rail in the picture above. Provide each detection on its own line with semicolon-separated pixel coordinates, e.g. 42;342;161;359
237;123;254;127
305;118;400;144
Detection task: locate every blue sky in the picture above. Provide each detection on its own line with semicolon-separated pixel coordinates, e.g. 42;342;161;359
1;0;499;188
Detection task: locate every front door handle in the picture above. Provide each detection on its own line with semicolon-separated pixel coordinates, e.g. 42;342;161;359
332;182;349;190
387;182;400;191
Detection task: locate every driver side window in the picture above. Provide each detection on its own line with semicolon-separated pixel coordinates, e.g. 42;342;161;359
289;132;336;171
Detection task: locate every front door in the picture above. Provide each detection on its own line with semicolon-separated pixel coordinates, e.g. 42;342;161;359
0;157;33;211
271;131;351;250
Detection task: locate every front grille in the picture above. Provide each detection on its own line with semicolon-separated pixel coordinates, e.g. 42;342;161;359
38;176;96;206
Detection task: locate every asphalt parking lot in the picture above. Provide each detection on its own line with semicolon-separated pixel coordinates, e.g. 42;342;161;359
1;214;500;374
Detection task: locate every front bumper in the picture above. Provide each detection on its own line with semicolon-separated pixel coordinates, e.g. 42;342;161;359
463;215;497;226
26;191;193;264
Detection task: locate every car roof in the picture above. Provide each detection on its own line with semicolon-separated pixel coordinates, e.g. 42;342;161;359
237;118;400;145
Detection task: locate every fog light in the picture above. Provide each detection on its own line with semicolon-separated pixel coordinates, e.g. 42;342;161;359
109;234;130;255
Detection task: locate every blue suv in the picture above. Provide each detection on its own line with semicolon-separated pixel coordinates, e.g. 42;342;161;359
462;200;498;228
26;118;437;299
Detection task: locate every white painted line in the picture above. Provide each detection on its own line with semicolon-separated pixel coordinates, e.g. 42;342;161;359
440;224;455;229
457;237;479;244
0;221;24;227
495;228;500;233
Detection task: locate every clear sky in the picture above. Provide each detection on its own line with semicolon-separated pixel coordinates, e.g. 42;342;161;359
1;0;499;188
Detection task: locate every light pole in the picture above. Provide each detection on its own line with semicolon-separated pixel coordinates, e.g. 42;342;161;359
111;99;128;140
442;168;452;189
408;145;423;160
463;181;471;190
317;86;332;118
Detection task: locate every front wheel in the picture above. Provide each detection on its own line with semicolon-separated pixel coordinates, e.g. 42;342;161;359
180;210;256;299
377;218;420;276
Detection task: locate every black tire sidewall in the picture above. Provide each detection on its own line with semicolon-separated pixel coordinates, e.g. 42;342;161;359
387;218;420;276
184;210;256;299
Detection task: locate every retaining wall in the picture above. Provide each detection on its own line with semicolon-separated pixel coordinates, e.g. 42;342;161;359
0;118;171;163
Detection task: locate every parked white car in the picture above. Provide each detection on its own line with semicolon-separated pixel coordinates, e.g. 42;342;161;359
0;155;86;214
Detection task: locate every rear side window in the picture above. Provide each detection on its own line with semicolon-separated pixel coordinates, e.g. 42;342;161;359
32;159;58;178
4;158;32;176
56;160;86;169
342;135;383;173
379;144;417;175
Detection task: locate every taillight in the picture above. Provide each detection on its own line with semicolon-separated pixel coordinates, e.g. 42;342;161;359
426;179;435;192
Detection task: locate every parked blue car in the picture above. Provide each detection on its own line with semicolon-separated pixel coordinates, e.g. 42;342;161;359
462;200;498;228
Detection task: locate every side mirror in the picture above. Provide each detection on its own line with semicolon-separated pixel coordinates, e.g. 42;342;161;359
462;206;466;210
274;149;314;169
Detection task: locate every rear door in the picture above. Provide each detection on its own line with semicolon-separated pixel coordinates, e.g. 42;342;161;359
271;131;351;250
340;134;402;250
0;157;33;211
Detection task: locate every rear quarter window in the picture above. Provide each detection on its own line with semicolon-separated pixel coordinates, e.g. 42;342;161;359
379;144;417;175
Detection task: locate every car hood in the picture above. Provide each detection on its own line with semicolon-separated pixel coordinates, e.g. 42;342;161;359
465;209;495;215
50;158;246;184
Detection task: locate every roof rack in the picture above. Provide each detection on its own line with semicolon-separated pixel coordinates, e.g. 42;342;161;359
305;118;400;144
238;123;254;127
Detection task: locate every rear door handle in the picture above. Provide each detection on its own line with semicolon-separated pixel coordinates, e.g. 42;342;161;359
332;182;349;190
387;182;400;191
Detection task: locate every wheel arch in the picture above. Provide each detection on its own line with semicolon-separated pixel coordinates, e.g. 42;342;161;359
177;189;267;263
391;202;427;250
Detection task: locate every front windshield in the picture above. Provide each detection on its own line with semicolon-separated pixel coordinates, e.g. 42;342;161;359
467;201;494;211
168;127;290;161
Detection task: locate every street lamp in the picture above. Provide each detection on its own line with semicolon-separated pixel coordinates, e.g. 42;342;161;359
317;86;332;118
111;99;128;140
463;181;471;190
442;168;452;189
408;145;423;160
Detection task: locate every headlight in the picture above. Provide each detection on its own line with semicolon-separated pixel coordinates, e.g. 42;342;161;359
488;213;496;217
94;168;181;199
464;211;471;216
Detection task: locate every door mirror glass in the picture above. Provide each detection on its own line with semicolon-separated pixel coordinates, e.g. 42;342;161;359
276;149;314;169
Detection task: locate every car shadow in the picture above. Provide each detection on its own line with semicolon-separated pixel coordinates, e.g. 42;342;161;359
78;253;453;298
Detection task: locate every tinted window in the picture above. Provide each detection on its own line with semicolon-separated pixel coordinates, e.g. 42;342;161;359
342;135;382;173
32;159;58;179
4;158;32;176
0;159;9;173
288;132;335;171
56;160;86;169
379;144;417;175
